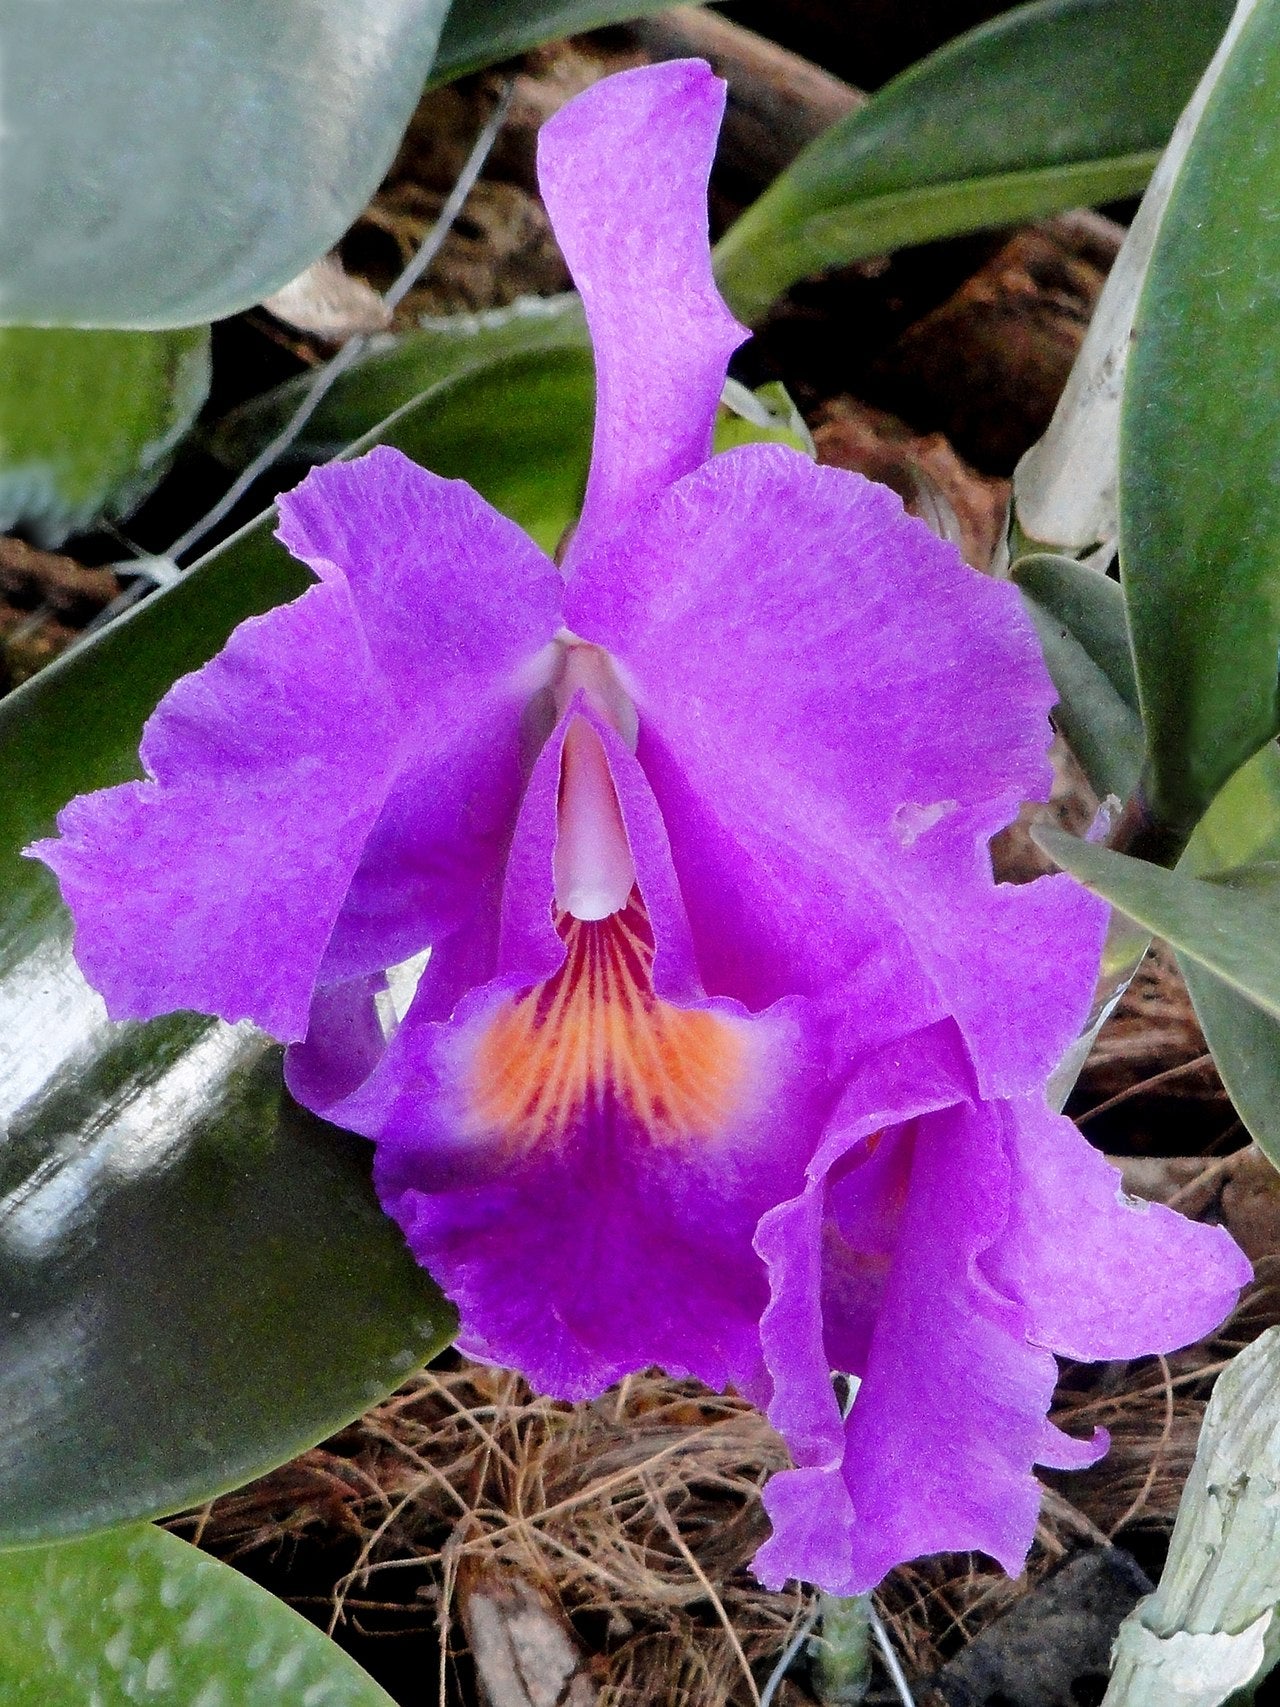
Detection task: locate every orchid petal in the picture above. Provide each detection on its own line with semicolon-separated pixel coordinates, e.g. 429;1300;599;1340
757;1098;1072;1594
319;710;832;1400
32;447;563;1042
538;60;747;566
31;578;406;1041
568;443;1108;1094
984;1096;1251;1361
277;447;564;982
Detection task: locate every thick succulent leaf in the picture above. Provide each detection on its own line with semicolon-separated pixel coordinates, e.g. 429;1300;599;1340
0;512;454;1549
1035;828;1280;1024
0;0;450;329
1014;553;1142;800
213;296;590;453
1120;0;1280;834
431;0;701;84
0;1524;396;1704
0;326;209;547
713;0;1234;324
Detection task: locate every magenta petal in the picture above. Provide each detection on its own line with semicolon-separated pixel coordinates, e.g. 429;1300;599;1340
539;60;748;566
320;709;834;1401
567;445;1108;1092
984;1097;1251;1361
31;578;405;1041
277;447;564;982
757;1099;1061;1594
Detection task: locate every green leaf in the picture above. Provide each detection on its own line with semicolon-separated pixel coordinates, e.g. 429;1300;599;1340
0;1524;396;1704
1014;552;1143;800
213;294;590;452
431;0;700;85
0;326;209;546
715;379;816;458
1176;741;1280;1170
1012;552;1138;709
0;0;450;329
1034;827;1280;1024
713;0;1234;324
1120;0;1280;835
1179;959;1280;1170
213;296;595;555
0;513;454;1550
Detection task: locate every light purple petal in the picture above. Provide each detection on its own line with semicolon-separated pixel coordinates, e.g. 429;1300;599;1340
31;578;406;1040
317;709;834;1400
32;446;563;1042
757;1098;1066;1594
567;444;1108;1093
756;1022;974;1479
984;1096;1251;1361
277;447;564;982
539;60;748;567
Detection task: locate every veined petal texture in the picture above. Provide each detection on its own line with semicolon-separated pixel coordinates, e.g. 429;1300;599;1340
33;447;564;1039
318;709;835;1401
539;60;748;566
566;442;1109;1095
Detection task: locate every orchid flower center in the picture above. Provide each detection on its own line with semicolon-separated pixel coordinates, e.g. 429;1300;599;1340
549;639;639;923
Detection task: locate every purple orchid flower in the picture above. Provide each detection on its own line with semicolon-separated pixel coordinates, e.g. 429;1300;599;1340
32;61;1248;1594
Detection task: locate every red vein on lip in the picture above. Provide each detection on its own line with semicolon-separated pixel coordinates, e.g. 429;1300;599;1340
469;889;743;1152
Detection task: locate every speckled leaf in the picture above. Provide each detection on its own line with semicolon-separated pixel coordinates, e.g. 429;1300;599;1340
0;326;209;546
713;0;1234;324
0;0;449;328
0;1524;396;1705
1120;0;1280;835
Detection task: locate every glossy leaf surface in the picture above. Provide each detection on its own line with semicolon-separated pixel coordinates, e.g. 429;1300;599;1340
1120;0;1280;834
0;1524;395;1704
713;0;1234;324
431;0;698;83
0;0;449;328
0;504;457;1548
1014;553;1142;801
0;326;210;546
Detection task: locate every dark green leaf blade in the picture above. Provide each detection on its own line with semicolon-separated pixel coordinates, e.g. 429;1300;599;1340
431;0;699;84
0;1525;396;1704
713;0;1233;324
1034;828;1280;1022
0;326;209;545
213;296;590;460
1120;0;1280;834
0;515;454;1549
0;0;450;328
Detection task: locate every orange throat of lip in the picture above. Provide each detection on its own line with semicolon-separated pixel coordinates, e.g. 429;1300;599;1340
468;890;745;1153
